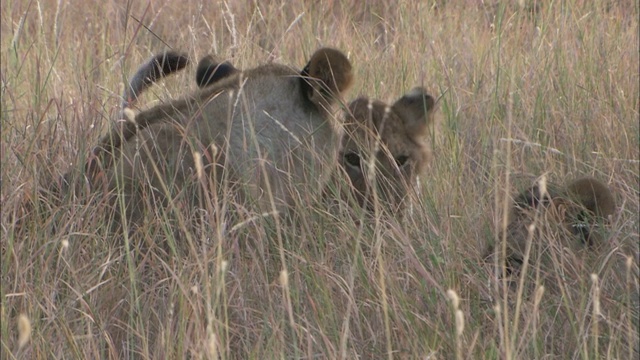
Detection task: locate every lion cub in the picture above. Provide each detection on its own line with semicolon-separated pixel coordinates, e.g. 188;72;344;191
490;176;616;275
76;48;353;228
338;90;436;212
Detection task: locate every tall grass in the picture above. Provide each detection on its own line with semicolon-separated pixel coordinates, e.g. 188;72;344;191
2;0;638;358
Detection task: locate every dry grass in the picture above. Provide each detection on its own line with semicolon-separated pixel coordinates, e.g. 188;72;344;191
2;0;638;358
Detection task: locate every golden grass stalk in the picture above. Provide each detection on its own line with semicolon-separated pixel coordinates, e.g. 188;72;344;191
17;313;31;350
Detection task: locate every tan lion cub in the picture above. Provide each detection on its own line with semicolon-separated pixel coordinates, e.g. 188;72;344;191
490;176;616;275
61;48;353;229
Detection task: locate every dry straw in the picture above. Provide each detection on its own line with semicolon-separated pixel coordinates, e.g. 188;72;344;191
17;314;31;349
447;289;465;360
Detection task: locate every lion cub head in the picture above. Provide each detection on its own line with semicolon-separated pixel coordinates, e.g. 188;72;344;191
492;176;616;275
339;88;437;212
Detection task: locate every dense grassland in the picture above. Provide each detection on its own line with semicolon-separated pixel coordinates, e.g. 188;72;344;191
2;0;638;358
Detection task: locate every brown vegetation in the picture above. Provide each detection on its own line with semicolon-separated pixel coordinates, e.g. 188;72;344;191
2;1;638;359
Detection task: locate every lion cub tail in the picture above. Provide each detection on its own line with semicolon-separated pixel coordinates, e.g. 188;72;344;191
122;51;189;110
90;51;189;169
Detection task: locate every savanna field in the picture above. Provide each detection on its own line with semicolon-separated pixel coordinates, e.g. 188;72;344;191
1;0;638;359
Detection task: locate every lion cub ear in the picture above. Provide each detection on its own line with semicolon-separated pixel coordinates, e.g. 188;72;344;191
124;51;189;108
346;97;377;124
391;87;436;136
301;48;354;107
196;54;238;88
